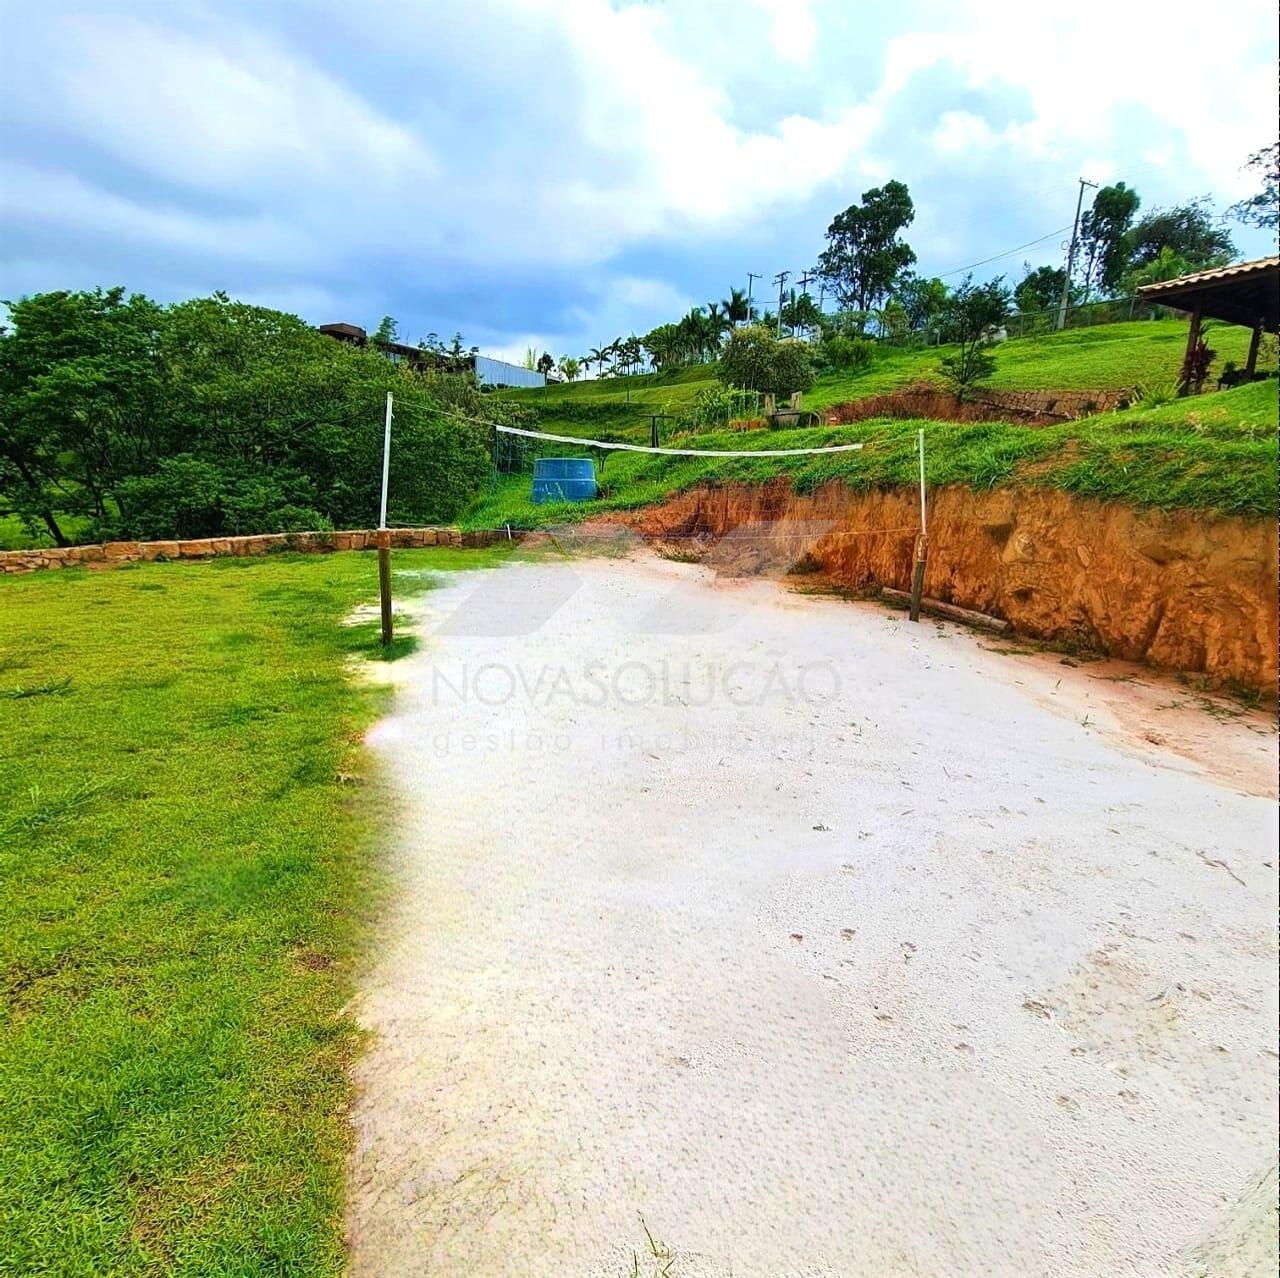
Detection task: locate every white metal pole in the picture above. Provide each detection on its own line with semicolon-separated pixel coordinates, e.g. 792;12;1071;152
909;428;929;623
379;391;393;529
917;428;927;534
377;391;394;646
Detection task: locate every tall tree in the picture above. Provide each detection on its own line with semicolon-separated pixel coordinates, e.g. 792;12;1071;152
721;287;751;327
1228;143;1279;230
0;287;166;543
676;308;716;362
642;324;681;370
1078;182;1140;296
536;352;554;376
620;334;643;374
817;181;917;323
705;303;729;348
1124;198;1236;273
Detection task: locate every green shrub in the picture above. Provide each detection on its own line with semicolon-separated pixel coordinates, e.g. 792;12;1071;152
685;385;761;431
716;324;814;397
816;334;875;374
1129;380;1181;410
0;289;500;542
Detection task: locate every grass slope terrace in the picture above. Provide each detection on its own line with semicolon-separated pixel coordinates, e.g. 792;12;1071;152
467;379;1277;530
502;319;1267;441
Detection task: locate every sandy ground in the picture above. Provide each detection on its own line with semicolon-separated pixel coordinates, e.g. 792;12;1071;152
348;552;1277;1278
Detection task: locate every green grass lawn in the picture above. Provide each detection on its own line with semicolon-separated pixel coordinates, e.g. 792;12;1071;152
503;319;1267;440
467;379;1278;529
0;547;504;1275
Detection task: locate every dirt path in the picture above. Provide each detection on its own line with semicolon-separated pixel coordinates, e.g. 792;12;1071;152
348;553;1277;1277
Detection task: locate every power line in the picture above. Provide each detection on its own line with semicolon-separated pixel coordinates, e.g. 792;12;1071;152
934;225;1073;280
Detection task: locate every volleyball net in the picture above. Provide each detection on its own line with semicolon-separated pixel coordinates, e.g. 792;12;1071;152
483;421;927;579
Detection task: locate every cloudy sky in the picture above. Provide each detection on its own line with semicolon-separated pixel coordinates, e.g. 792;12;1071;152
2;0;1275;361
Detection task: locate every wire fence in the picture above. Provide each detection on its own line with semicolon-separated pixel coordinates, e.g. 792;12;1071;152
1002;295;1173;340
867;294;1176;348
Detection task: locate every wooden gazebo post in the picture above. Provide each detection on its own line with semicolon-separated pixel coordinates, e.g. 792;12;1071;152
1178;294;1203;396
1137;257;1279;394
1245;319;1262;379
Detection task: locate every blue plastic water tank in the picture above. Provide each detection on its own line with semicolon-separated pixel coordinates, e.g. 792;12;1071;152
532;457;597;504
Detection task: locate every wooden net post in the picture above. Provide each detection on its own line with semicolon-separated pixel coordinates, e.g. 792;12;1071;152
378;529;393;646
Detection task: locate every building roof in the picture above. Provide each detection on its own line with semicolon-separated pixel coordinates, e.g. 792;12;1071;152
318;322;367;340
1137;256;1280;331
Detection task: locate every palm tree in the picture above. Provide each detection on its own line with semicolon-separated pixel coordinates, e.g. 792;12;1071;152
722;287;751;327
706;302;729;350
560;355;580;382
586;346;609;378
676;308;704;362
678;307;719;362
642;324;680;371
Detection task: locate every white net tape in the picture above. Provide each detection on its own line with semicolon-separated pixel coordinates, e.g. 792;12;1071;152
494;424;864;459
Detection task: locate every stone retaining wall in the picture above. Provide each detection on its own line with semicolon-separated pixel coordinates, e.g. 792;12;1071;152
0;527;510;575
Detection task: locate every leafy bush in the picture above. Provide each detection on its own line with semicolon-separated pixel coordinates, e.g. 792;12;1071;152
685;385;762;431
113;457;331;540
0;289;501;543
938;275;1011;401
716;324;814;397
1129;380;1181;410
815;334;875;374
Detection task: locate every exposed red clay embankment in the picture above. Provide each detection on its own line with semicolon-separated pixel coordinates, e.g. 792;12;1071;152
826;383;1128;426
613;480;1278;691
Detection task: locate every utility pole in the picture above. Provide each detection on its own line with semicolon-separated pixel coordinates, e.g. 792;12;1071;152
1056;177;1098;331
746;271;761;325
796;271;816;338
772;270;790;336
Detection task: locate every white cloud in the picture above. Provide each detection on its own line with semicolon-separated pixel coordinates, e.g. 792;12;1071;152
25;15;438;195
879;0;1274;196
753;0;817;63
1;0;1274;354
1;162;319;266
932;111;997;156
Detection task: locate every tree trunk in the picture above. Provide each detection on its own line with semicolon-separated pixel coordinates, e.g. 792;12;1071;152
39;509;69;547
10;460;70;546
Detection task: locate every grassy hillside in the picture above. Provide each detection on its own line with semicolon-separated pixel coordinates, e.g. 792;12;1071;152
466;379;1277;528
502;319;1266;441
